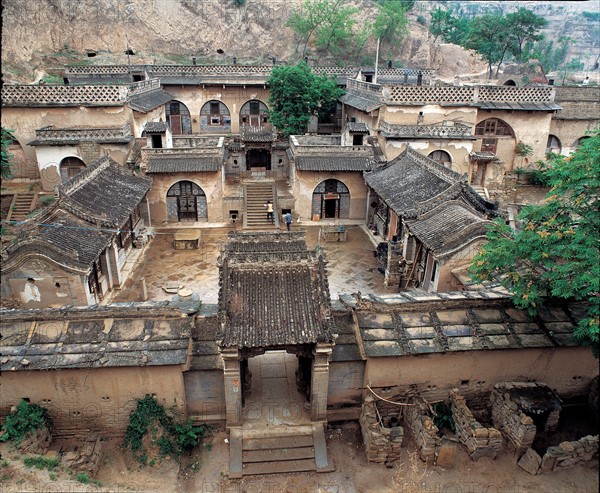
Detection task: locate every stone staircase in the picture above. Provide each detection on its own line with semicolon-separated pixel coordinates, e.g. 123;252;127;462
243;182;278;230
228;424;333;478
470;185;490;201
6;193;37;222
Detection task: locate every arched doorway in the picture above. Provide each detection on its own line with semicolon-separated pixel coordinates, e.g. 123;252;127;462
546;135;561;154
240;100;269;127
165;100;192;135
166;181;207;222
200;100;231;133
503;79;517;86
428;149;452;166
312;179;350;219
572;136;590;152
60;156;86;182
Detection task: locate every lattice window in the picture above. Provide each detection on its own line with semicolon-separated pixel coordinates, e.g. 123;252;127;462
475;119;514;137
546;135;561;154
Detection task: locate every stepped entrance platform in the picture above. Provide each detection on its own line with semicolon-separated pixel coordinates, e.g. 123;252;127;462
228;351;334;477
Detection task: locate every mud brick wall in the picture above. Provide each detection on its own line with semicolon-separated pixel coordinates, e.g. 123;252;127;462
490;387;536;456
359;395;403;464
540;435;599;473
449;389;503;460
403;402;440;463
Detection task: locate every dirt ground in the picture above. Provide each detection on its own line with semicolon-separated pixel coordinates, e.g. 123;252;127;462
1;424;597;493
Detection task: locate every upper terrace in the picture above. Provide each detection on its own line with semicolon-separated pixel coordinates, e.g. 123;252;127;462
344;79;562;111
1;79;167;108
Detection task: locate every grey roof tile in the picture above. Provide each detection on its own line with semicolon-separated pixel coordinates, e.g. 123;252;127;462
146;156;221;173
295;156;371;171
128;89;174;113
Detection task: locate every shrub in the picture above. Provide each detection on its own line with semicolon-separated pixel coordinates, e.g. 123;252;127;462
0;399;51;445
417;15;427;26
40;195;56;206
432;401;455;433
122;395;210;465
23;456;59;471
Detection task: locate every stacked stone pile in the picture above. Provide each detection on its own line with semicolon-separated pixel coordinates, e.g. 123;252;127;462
359;395;404;464
404;402;440;463
490;385;537;456
540;435;599;472
62;433;103;477
17;427;51;455
449;389;503;460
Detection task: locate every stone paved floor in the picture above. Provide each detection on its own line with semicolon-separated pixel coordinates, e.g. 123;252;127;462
242;351;311;429
111;224;396;304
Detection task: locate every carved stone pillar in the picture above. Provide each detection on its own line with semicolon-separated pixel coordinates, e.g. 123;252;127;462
221;347;242;428
310;343;333;422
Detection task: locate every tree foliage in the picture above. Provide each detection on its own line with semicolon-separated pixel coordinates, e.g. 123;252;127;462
430;7;547;77
266;63;343;137
1;127;15;180
287;0;409;64
470;130;600;356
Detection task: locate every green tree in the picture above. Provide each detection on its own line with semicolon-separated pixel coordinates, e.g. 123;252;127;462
1;127;15;180
287;0;359;59
372;1;409;55
465;14;510;78
505;8;548;61
266;63;343;137
470;130;600;356
430;7;470;45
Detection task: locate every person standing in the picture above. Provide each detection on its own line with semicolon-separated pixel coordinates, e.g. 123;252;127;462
265;200;274;223
284;211;292;231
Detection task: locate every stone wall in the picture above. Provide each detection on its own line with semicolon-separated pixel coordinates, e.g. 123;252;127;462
63;433;103;477
359;395;403;464
449;389;502;460
518;435;599;475
16;427;51;455
403;401;440;463
490;385;537;456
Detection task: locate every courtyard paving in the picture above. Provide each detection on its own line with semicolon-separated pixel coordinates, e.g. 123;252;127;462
111;224;397;305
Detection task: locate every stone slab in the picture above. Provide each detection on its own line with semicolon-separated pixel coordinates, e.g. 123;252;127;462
518;448;541;475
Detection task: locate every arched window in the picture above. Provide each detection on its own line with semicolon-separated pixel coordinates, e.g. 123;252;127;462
240;100;269;127
572;136;590;151
165;100;192;135
312;179;350;219
475;119;514;137
546;135;561;154
503;80;517;86
428;150;452;165
166;181;207;222
60;156;86;182
200;100;231;132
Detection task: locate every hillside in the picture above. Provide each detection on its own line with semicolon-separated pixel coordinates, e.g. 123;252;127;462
1;1;597;83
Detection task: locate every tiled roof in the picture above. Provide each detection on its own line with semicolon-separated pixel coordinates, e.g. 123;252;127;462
339;292;583;357
364;146;462;216
240;125;276;142
347;122;369;133
405;202;491;258
476;101;561;111
340;90;383;112
2;206;114;273
218;232;335;348
146;156;221;173
58;156;152;228
295;156;371;171
0;303;193;371
127;89;174;113
143;121;169;133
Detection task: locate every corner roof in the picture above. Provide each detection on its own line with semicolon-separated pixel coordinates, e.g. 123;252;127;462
57;156;152;228
405;201;491;258
218;232;335;348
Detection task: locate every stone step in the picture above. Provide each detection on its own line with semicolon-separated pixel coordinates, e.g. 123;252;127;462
242;458;317;476
243;446;315;462
243;435;314;450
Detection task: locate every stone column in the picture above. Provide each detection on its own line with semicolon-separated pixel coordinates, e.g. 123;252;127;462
221;347;242;428
107;242;122;288
384;239;403;288
310;343;333;422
